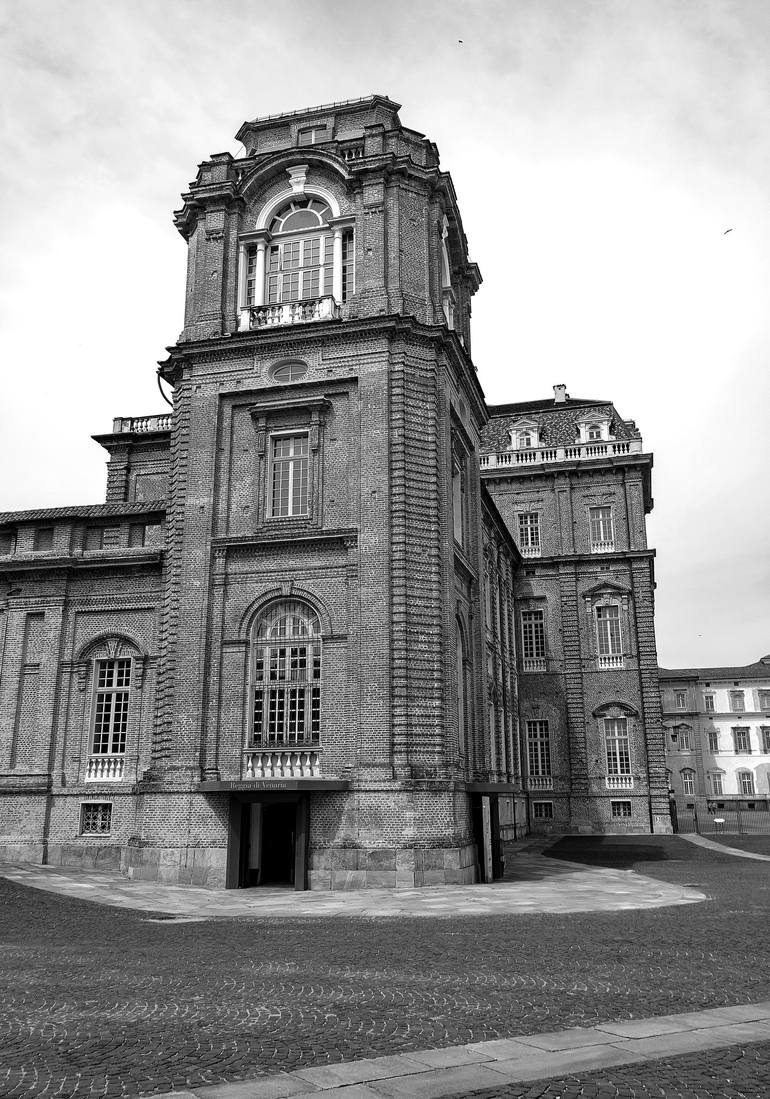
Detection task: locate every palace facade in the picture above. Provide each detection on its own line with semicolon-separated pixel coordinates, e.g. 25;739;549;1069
0;96;670;890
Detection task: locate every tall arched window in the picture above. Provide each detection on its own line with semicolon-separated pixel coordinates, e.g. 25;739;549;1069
252;600;321;747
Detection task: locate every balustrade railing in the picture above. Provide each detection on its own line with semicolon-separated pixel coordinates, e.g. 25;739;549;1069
112;414;172;434
527;775;553;790
86;755;125;781
522;657;547;672
591;540;616;554
340;141;365;162
606;774;634;789
520;544;541;558
598;654;625;669
244;750;321;779
480;439;641;470
243;296;341;330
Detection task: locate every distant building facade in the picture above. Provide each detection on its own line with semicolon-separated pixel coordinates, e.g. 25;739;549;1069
661;657;770;815
0;96;670;891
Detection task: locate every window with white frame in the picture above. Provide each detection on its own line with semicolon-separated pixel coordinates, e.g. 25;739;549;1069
526;720;551;777
518;512;541;555
80;802;112;835
732;726;751;754
674;724;692;750
297;125;328;146
681;768;696;796
532;801;553;819
519;429;535;448
269;433;309;517
761;727;770;753
611;800;632;818
604;718;631;776
596;605;622;662
729;690;745;712
704;694;715;713
92;659;131;756
738;770;755;796
675;690;687;710
759;690;770;711
252;600;321;748
589;506;614;548
521;610;546;667
708;729;720;752
710;771;724;796
586;422;603;441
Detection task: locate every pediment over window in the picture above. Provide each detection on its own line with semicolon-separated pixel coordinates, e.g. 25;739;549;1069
580;580;631;600
575;415;614;444
593;700;639;718
508;418;541;450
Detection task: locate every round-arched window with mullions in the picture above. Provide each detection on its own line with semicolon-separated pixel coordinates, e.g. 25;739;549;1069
252;599;321;748
269;198;332;235
271;361;308;384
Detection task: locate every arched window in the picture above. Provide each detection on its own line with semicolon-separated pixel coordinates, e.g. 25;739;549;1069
252;600;321;748
520;429;534;449
680;768;696;796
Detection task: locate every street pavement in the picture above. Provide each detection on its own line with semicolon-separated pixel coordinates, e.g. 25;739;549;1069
0;835;768;1098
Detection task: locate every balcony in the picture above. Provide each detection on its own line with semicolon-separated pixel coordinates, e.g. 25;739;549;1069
520;544;542;558
240;296;341;330
591;540;615;554
111;414;171;434
522;657;547;672
86;755;125;782
606;775;634;789
340;140;365;162
598;654;625;670
527;775;553;790
244;750;321;779
480;438;642;471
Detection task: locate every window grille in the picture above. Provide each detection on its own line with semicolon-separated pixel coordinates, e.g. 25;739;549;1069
80;802;112;835
611;800;632;818
252;600;321;748
604;717;631;775
532;801;553;819
270;434;309;517
92;659;131;755
526;720;551;777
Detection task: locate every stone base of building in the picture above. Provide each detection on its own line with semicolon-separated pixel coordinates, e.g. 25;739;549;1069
125;843;228;888
306;842;478;890
0;841;46;864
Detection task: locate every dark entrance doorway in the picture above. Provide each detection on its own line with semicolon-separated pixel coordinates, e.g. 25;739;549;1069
227;795;309;889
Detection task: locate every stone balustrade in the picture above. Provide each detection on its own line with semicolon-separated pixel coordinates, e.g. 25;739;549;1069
480;438;642;470
606;774;634;789
526;775;553;790
243;296;341;330
111;414;172;434
598;654;625;670
340;141;365;162
86;755;125;781
591;540;616;554
522;657;547;672
244;750;321;779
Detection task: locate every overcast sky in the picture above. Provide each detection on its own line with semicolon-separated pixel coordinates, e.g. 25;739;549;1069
1;0;768;668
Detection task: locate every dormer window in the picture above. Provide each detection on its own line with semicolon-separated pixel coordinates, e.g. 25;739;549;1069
576;417;611;444
297;125;328;146
520;430;534;448
587;423;602;441
509;420;540;451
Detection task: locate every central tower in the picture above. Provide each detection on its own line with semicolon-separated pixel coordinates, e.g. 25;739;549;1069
130;95;516;888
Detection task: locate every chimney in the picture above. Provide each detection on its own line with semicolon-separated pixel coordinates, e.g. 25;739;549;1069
553;384;568;404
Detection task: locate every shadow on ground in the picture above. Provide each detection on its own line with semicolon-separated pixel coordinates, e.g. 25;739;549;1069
542;834;721;869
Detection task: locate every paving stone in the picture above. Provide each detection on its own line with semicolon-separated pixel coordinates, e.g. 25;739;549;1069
290;1055;425;1088
366;1064;511;1096
517;1028;622;1052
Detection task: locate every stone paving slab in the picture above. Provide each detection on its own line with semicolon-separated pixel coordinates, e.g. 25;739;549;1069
0;856;706;917
154;1000;770;1099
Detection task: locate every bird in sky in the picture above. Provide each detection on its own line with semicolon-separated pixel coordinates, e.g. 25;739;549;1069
723;228;734;234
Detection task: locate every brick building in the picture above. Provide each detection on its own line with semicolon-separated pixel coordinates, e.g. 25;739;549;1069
0;96;670;890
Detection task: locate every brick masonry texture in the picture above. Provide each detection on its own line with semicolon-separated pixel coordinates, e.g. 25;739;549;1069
0;96;670;886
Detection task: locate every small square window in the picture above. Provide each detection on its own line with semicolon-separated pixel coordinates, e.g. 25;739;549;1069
532;801;554;819
34;527;54;551
611;800;632;818
128;523;146;547
80;802;112;835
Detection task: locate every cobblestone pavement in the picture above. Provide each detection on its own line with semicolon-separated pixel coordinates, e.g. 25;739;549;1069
0;836;768;1098
471;1042;770;1098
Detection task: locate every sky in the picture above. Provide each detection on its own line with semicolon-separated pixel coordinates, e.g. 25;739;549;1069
0;0;768;667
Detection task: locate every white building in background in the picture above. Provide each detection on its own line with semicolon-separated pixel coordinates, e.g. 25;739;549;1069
660;657;770;814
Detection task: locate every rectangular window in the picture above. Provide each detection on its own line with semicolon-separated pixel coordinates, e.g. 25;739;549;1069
518;512;541;556
266;235;333;304
759;691;770;711
526;720;551;777
589;506;614;547
711;772;724;796
739;772;755;796
341;229;354;302
704;694;715;713
128;523;146;547
452;458;465;546
675;725;692;750
611;800;632;818
92;659;131;755
596;605;622;661
605;717;631;775
86;525;121;550
532;801;553;819
708;730;719;752
521;610;546;666
762;727;770;753
732;727;751;754
675;690;687;710
80;802;112;835
297;125;328;146
730;690;745;712
270;434;309;517
681;770;695;796
34;527;54;551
